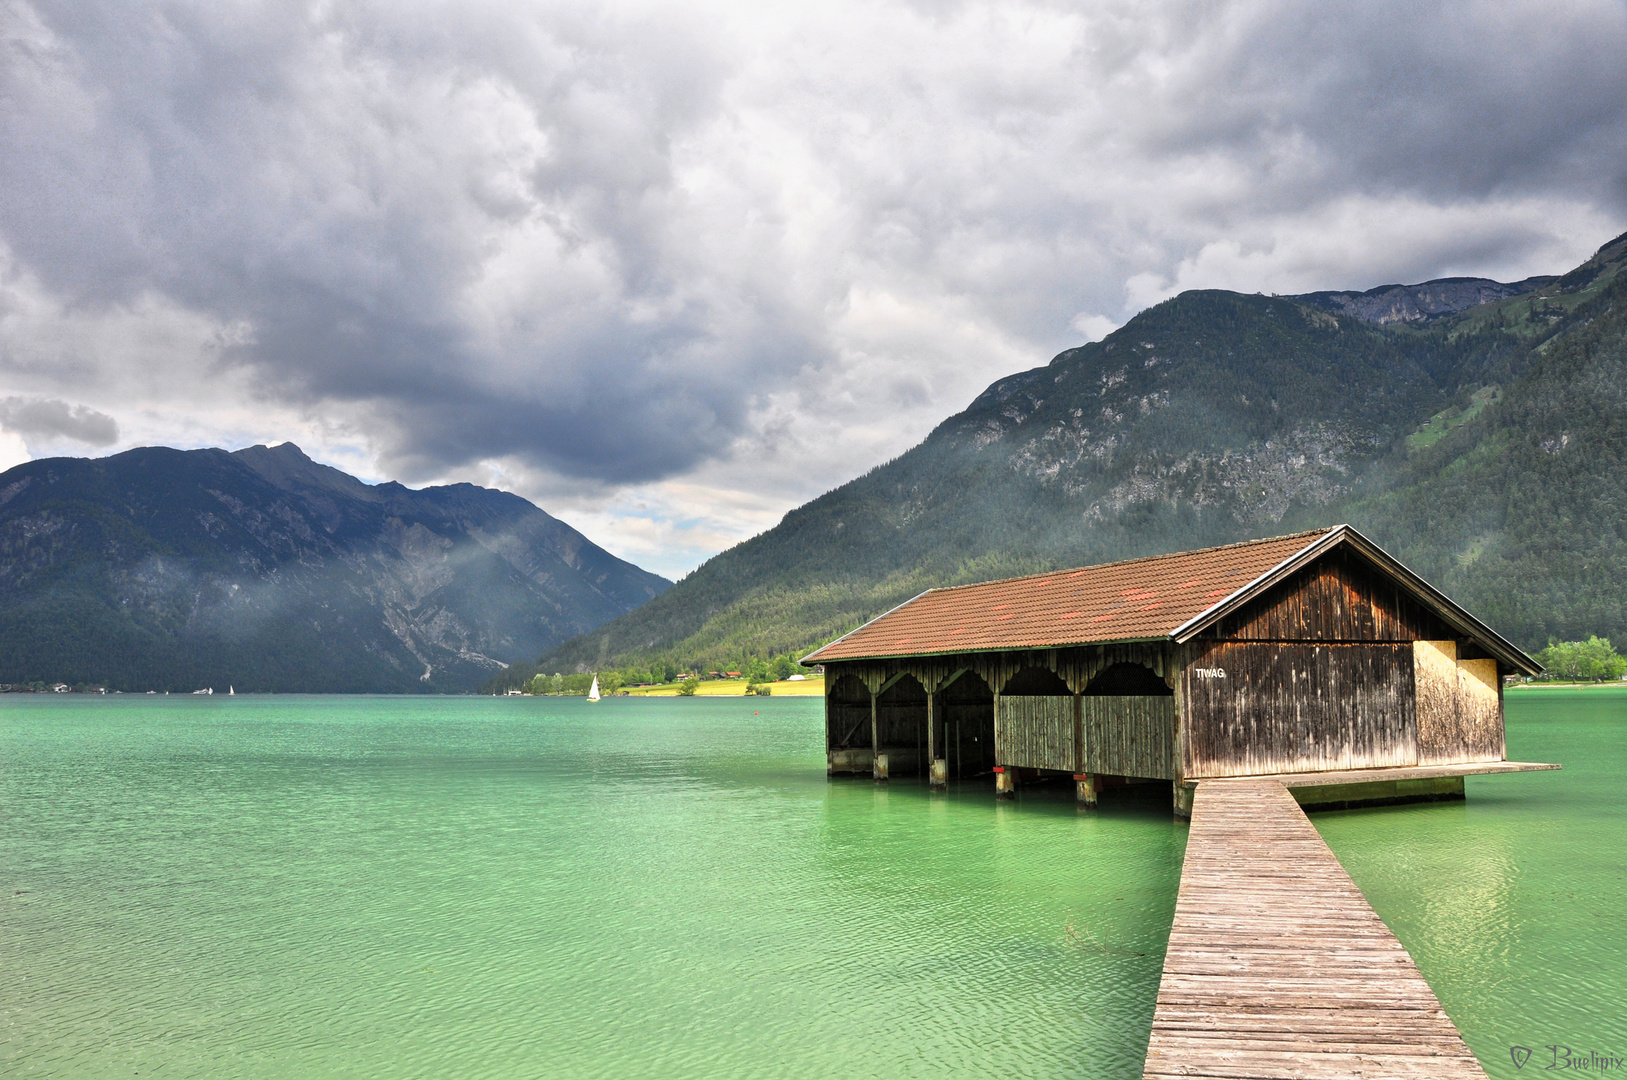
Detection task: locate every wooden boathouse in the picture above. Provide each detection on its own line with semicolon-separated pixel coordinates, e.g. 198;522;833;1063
804;525;1550;813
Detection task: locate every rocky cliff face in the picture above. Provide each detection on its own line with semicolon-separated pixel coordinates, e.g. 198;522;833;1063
1291;275;1555;324
0;443;669;691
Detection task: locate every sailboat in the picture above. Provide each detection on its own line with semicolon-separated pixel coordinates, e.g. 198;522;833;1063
228;686;235;696
587;675;601;702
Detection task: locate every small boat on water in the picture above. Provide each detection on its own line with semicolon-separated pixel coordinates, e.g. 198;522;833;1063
228;686;235;696
587;675;601;702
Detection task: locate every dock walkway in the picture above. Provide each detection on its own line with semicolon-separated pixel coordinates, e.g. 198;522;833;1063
1142;779;1488;1079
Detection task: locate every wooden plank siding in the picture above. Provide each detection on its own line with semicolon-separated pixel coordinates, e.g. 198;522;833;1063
1210;546;1458;643
1143;779;1488;1079
1182;643;1417;778
995;696;1075;771
1182;546;1509;779
1415;642;1504;764
992;694;1178;778
1083;696;1178;779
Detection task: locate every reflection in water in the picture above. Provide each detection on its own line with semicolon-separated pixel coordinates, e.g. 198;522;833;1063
1316;688;1627;1078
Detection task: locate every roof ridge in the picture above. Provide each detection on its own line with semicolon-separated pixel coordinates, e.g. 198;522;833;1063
921;527;1335;596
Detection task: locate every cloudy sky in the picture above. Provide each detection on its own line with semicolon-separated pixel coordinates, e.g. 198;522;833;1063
3;0;1625;577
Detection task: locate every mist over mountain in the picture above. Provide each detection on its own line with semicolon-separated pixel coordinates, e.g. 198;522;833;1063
505;230;1627;684
0;443;669;692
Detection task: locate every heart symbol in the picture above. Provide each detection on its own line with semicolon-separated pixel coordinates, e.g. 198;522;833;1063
1511;1046;1532;1070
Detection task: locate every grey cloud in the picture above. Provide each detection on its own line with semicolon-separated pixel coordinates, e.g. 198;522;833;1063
1120;2;1627;209
0;397;119;445
1;0;1624;493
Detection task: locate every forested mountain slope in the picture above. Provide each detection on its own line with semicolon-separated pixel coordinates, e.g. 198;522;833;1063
0;443;669;691
506;230;1627;684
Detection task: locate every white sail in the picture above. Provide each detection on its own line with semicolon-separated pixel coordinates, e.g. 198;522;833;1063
587;675;601;702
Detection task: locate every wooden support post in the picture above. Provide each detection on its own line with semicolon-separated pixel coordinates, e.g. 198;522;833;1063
1172;780;1195;819
995;766;1016;799
871;689;886;782
927;690;946;789
825;680;834;777
1074;773;1097;808
1072;690;1084;778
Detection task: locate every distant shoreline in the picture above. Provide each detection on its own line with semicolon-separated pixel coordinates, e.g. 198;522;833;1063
1507;682;1627;691
622;676;825;698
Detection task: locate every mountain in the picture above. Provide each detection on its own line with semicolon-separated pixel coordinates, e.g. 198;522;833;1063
504;229;1627;685
1293;275;1555;325
0;443;670;692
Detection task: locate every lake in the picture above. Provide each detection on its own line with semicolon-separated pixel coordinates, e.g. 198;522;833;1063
1;690;1621;1078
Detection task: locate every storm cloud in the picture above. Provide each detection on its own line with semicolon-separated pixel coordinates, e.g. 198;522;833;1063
0;396;118;444
2;0;1624;574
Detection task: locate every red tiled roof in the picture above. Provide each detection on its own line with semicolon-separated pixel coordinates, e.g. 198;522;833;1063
804;529;1333;663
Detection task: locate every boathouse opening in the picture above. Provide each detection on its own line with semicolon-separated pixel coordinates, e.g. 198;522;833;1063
1083;662;1170;697
877;675;928;777
826;673;873;776
940;671;994;780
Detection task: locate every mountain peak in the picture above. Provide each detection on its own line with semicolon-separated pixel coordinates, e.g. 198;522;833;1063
232;441;380;501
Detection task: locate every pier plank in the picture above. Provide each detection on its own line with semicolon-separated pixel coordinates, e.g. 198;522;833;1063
1142;779;1488;1079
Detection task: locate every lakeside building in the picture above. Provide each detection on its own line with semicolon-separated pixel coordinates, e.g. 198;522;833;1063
802;525;1546;814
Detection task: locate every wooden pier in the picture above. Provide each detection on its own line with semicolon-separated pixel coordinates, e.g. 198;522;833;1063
1142;779;1489;1079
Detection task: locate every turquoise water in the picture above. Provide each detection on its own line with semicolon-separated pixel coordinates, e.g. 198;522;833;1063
1;691;1619;1078
1318;687;1627;1079
0;696;1183;1078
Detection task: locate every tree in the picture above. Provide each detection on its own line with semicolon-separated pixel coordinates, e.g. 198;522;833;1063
1537;636;1627;680
676;678;698;696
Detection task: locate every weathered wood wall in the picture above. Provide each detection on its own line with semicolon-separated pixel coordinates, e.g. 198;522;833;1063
1083;696;1177;779
1414;641;1504;764
996;696;1075;771
1182;642;1417;778
1413;640;1457;764
1187;545;1509;776
1213;547;1457;643
1458;659;1503;760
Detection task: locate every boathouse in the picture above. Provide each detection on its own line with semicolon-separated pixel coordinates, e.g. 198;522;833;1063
803;525;1547;813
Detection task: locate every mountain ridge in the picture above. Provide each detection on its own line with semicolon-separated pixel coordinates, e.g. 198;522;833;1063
0;443;670;691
